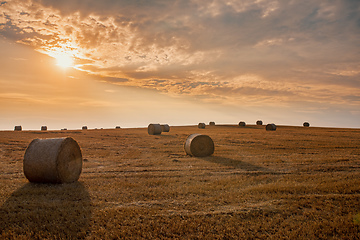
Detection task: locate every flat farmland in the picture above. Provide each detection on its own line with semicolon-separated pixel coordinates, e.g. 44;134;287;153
0;125;360;239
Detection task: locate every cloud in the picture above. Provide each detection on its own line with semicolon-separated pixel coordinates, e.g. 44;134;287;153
1;0;359;107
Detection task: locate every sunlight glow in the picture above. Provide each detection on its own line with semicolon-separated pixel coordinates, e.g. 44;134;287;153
55;54;74;68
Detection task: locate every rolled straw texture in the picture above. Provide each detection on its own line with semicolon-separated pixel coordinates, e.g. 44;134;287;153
266;123;277;131
303;122;310;127
184;133;214;157
23;137;83;183
161;124;170;132
148;123;162;135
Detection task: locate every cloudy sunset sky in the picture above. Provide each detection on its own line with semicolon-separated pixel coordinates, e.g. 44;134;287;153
1;0;359;130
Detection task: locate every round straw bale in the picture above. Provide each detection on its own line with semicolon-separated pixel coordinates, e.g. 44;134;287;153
209;122;215;126
23;137;82;183
266;123;276;131
82;126;87;130
161;124;170;132
256;120;263;125
14;125;22;131
41;126;47;131
115;126;121;129
198;123;206;129
239;121;246;127
303;122;310;127
148;123;162;135
184;133;214;157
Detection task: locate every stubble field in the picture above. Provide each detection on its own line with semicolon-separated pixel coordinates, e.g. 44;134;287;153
0;125;360;239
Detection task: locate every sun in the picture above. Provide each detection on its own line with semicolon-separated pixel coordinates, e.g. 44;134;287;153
55;54;74;68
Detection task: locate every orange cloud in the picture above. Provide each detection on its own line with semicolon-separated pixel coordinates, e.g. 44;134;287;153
1;0;359;108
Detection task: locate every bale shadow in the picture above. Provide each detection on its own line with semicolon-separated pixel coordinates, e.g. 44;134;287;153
0;182;91;239
202;156;271;172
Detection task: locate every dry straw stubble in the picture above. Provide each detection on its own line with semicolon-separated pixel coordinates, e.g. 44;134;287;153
1;125;360;239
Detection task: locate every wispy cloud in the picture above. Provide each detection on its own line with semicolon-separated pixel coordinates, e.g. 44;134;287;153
1;0;359;106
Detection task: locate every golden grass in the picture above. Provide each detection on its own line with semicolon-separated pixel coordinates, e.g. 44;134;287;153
0;125;360;239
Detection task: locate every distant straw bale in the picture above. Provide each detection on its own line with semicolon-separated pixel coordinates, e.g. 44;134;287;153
23;137;82;183
161;124;170;132
148;123;162;135
266;123;277;131
239;121;246;127
209;122;215;126
198;123;206;129
41;126;47;131
256;120;263;125
303;122;310;127
82;126;88;130
184;133;214;157
14;126;22;131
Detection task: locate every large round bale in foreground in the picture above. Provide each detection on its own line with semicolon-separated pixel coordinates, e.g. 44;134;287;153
198;123;206;129
41;126;47;131
209;121;215;126
161;124;170;132
14;125;22;131
266;123;277;131
303;122;310;127
23;137;82;183
256;120;263;125
239;121;246;127
148;123;162;135
184;133;214;157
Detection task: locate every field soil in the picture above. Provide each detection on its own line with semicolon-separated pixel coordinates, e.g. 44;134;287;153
0;125;360;239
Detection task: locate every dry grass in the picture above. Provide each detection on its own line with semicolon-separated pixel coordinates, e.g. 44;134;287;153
0;125;360;239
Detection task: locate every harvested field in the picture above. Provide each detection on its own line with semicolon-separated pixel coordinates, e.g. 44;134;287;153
0;125;360;239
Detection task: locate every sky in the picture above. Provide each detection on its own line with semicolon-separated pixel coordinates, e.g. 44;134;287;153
0;0;359;130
